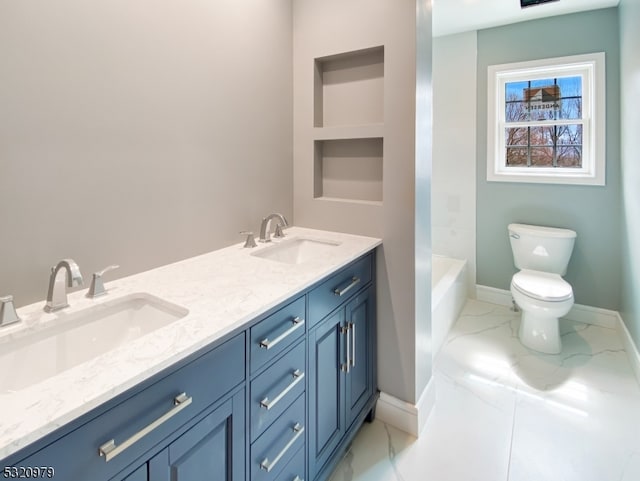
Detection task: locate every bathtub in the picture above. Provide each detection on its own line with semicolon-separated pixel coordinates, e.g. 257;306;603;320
432;255;468;355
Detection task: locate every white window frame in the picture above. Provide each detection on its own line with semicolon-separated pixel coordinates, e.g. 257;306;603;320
487;52;606;185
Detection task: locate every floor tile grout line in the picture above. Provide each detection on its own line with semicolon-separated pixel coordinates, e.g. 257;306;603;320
505;390;518;481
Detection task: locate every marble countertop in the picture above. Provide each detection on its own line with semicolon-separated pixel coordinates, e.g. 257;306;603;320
0;227;381;460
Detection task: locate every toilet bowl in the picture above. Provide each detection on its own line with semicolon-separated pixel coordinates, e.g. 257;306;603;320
510;269;574;354
508;224;577;354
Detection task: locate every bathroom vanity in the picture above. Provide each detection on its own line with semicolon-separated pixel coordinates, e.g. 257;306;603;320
0;227;380;481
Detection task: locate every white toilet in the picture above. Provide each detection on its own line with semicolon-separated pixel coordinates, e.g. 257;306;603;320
508;223;577;354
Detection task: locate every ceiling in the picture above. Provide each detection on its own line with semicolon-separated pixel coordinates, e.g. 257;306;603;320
433;0;620;37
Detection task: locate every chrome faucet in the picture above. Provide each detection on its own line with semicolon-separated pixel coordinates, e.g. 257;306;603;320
44;259;83;312
259;213;289;243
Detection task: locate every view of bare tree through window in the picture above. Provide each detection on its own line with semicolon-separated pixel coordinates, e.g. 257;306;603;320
504;76;583;168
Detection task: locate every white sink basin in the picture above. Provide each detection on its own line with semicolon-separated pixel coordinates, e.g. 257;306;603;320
251;237;341;265
0;293;188;394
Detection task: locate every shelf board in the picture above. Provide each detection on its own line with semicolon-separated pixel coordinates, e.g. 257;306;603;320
313;124;384;141
314;196;383;207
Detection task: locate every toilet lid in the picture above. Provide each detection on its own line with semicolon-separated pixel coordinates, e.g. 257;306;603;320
512;270;573;302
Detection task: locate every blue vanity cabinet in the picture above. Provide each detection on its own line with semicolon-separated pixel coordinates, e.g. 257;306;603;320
308;257;377;481
248;298;308;481
344;287;376;428
308;308;347;479
121;465;146;481
7;334;245;481
3;249;378;481
143;390;245;481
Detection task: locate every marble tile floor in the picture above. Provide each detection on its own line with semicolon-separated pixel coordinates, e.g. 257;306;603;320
328;299;640;481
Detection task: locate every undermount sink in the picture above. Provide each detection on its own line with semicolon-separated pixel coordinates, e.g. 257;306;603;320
0;293;188;394
251;237;341;264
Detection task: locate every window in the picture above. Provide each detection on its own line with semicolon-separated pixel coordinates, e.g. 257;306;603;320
487;53;605;185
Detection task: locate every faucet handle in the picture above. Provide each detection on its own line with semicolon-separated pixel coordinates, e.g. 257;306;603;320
240;231;257;248
274;224;286;239
0;295;21;327
87;265;119;298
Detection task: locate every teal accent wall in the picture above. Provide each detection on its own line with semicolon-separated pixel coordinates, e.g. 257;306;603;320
476;8;621;310
620;0;640;346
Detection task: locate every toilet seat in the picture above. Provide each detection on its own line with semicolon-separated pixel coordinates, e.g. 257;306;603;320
512;269;573;302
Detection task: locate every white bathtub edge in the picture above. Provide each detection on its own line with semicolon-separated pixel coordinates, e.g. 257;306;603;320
432;257;468;355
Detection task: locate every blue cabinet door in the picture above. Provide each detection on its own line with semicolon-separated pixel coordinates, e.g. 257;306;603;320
308;309;346;480
148;390;245;481
345;286;375;428
120;464;147;481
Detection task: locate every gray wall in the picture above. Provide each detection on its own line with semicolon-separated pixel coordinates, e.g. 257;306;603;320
620;0;640;345
0;0;293;307
293;0;432;404
476;8;621;310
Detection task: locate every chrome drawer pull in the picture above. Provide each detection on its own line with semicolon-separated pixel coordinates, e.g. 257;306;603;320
260;423;305;472
293;477;304;481
350;322;356;368
259;317;304;350
333;276;360;297
98;392;192;462
260;370;305;410
341;325;350;373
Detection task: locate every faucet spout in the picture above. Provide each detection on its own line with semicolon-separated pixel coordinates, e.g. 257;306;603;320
45;259;83;312
259;213;289;243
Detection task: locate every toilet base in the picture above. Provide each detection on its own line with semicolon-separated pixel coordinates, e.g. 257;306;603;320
519;311;562;354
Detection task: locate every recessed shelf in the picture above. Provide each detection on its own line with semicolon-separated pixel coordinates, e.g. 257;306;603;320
314;46;384;128
314;138;383;203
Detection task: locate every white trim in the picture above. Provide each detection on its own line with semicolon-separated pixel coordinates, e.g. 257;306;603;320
476;284;618;329
617;313;640;387
476;285;640;389
486;52;606;186
376;379;436;437
563;303;618;329
476;284;513;307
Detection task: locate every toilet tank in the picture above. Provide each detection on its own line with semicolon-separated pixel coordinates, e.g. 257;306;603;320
508;223;576;275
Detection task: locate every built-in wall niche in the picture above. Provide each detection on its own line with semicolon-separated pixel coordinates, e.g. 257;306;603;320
314;138;383;203
314;46;384;128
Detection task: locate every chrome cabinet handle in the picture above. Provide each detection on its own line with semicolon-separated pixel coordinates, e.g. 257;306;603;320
259;317;304;350
333;277;360;297
349;322;356;368
260;370;305;410
260;423;305;472
293;477;304;481
98;392;192;462
341;325;350;373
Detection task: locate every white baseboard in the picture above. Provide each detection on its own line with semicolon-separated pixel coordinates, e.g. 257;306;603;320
476;285;513;308
618;313;640;387
476;284;640;387
476;284;618;329
376;379;436;437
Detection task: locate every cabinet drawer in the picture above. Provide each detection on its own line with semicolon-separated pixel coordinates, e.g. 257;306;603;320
250;296;305;373
277;446;305;481
308;254;372;327
251;393;306;481
16;333;245;481
250;341;305;442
